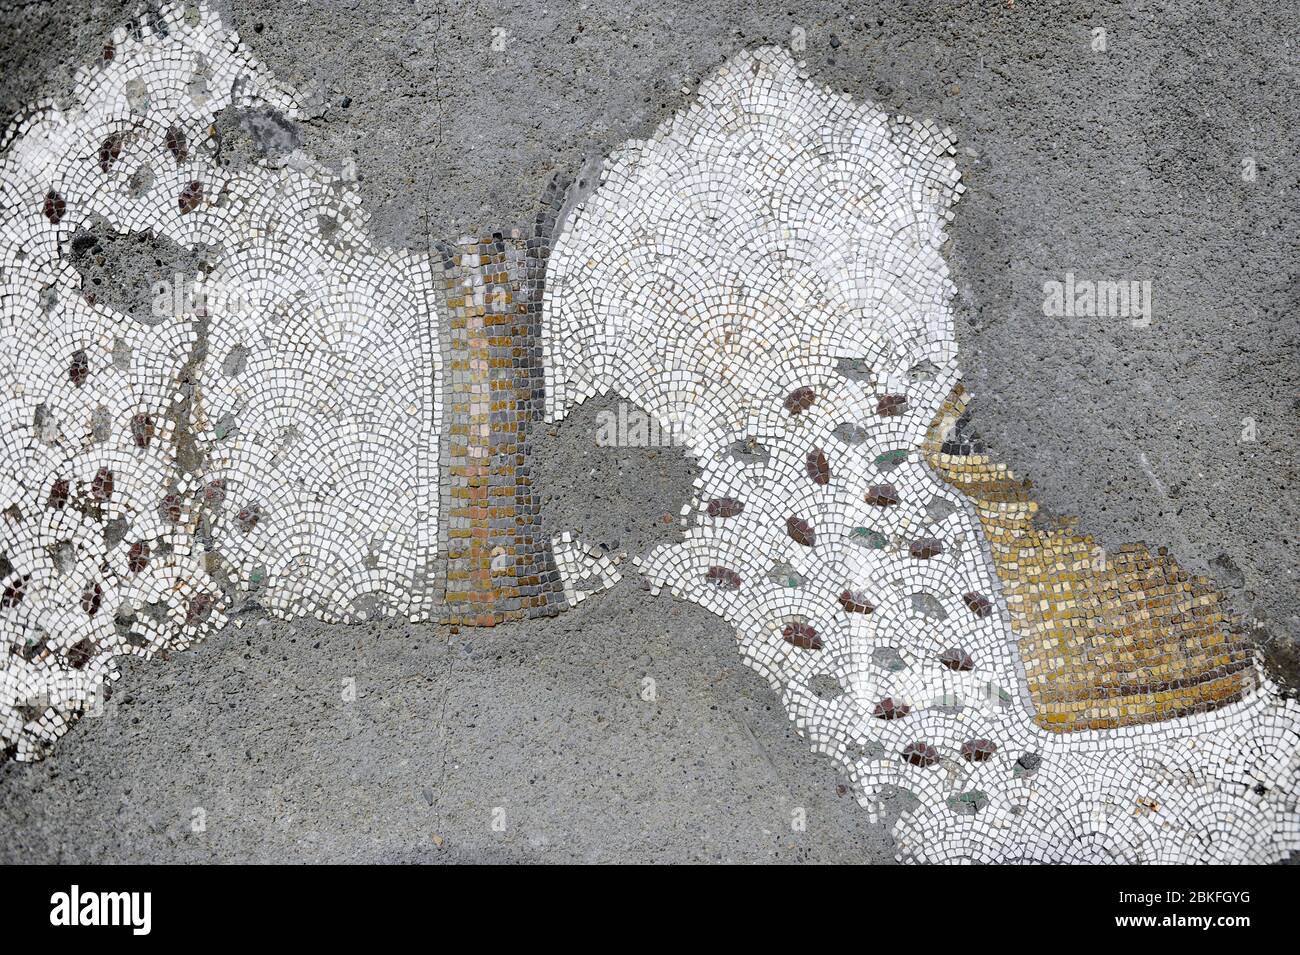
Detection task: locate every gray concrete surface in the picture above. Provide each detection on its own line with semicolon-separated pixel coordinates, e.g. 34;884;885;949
1;586;890;862
1;0;1296;862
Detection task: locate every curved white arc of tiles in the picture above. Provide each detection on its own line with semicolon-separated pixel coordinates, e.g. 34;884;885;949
543;44;1300;863
0;2;1295;864
0;3;441;760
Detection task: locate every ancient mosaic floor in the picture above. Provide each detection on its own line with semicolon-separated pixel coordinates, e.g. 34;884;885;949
1;2;1297;863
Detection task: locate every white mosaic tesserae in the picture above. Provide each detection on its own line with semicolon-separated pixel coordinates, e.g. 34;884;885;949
0;4;441;761
544;45;1300;863
1;1;1296;864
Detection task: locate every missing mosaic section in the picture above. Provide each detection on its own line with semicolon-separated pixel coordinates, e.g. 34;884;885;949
0;1;1295;866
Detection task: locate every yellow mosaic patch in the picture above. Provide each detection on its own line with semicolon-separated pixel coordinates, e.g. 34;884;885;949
925;386;1254;732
